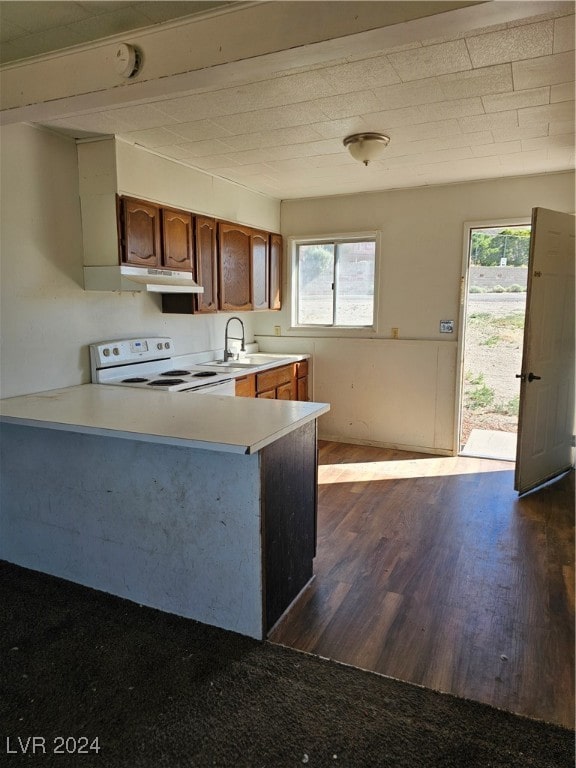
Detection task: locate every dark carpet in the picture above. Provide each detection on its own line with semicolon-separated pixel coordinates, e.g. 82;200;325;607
1;561;573;767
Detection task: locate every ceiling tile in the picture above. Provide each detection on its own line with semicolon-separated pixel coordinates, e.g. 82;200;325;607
360;105;425;130
211;101;330;135
308;117;371;140
417;97;484;122
373;78;445;110
387;39;472;82
522;133;575;151
459;111;519;133
482;87;550;114
384;146;473;169
437;64;513;100
44;111;131;134
0;18;28;43
67;6;153;42
513;51;575;90
315;90;383;120
318;56;401;93
119;127;184;148
466;20;554;68
550;82;576;102
392;119;463;142
387;131;493;159
553;13;575;53
518;100;575;126
222;125;325;152
0;25;84;62
164;120;233;142
471;140;522;157
0;1;89;33
137;1;231;24
106;104;179;131
490;124;549;143
167;138;236;158
549;119;576;135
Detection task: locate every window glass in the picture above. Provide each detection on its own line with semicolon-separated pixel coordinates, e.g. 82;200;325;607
295;239;375;327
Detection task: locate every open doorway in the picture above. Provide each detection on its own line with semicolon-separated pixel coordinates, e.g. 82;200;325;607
459;222;531;461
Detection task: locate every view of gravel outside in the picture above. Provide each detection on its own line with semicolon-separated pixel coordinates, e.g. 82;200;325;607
297;241;375;326
460;271;528;448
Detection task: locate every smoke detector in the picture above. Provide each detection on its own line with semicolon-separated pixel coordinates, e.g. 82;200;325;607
114;43;141;78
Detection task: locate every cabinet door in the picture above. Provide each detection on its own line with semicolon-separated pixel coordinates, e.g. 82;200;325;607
252;230;269;311
277;381;294;400
235;374;256;398
122;198;161;267
269;233;282;311
195;216;218;313
257;389;276;399
162;208;193;271
297;377;309;402
218;221;252;311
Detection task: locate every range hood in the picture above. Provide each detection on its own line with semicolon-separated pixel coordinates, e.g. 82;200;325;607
83;265;204;293
120;265;204;293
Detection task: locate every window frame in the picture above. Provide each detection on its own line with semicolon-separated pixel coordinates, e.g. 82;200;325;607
289;232;380;333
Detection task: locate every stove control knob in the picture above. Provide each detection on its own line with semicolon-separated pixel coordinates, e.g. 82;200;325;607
113;347;120;356
102;348;110;357
164;342;170;349
157;342;163;350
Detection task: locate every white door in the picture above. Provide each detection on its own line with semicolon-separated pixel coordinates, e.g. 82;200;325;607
515;207;575;494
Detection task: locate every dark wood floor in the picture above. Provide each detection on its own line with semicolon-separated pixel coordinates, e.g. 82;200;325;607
270;441;575;729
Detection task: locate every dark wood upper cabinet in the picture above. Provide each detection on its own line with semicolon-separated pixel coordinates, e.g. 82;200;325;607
121;197;161;267
269;233;282;311
162;208;193;271
116;192;280;315
251;229;269;311
218;221;252;311
194;216;218;313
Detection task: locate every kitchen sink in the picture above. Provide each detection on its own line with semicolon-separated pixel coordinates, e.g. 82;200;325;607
205;354;292;369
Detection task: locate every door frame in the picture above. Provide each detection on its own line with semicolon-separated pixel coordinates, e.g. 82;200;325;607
454;217;531;457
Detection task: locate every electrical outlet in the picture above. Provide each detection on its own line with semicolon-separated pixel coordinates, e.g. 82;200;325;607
392;327;399;339
274;326;281;336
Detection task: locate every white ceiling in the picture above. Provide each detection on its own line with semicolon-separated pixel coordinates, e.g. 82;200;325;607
2;1;575;200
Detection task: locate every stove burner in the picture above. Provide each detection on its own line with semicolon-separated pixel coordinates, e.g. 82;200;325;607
192;371;217;378
147;378;186;387
161;370;191;376
122;377;149;383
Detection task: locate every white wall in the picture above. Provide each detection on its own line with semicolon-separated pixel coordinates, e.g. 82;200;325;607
254;172;575;452
0;124;280;398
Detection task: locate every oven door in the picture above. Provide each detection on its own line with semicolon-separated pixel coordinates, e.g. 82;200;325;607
182;379;235;396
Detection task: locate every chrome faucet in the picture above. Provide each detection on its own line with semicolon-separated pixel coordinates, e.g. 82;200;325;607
223;317;246;362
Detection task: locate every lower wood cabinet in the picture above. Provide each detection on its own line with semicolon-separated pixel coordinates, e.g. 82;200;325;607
235;374;256;398
256;364;295;400
236;360;310;402
295;360;309;402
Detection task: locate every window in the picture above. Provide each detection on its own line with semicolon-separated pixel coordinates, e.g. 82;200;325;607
294;237;376;327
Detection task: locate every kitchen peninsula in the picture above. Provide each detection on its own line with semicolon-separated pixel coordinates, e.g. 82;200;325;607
0;386;329;639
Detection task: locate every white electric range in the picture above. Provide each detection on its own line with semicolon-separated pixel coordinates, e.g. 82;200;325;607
89;337;236;395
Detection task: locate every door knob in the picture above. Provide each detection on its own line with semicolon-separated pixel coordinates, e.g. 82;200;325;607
515;372;542;382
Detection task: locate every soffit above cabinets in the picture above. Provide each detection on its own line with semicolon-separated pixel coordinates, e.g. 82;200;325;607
1;1;574;200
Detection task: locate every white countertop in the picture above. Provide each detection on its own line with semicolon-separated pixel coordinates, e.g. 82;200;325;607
0;384;329;454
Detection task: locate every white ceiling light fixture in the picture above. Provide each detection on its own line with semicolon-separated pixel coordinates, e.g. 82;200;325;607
343;133;390;166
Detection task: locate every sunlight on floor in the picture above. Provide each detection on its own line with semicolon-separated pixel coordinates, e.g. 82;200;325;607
317;455;513;483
